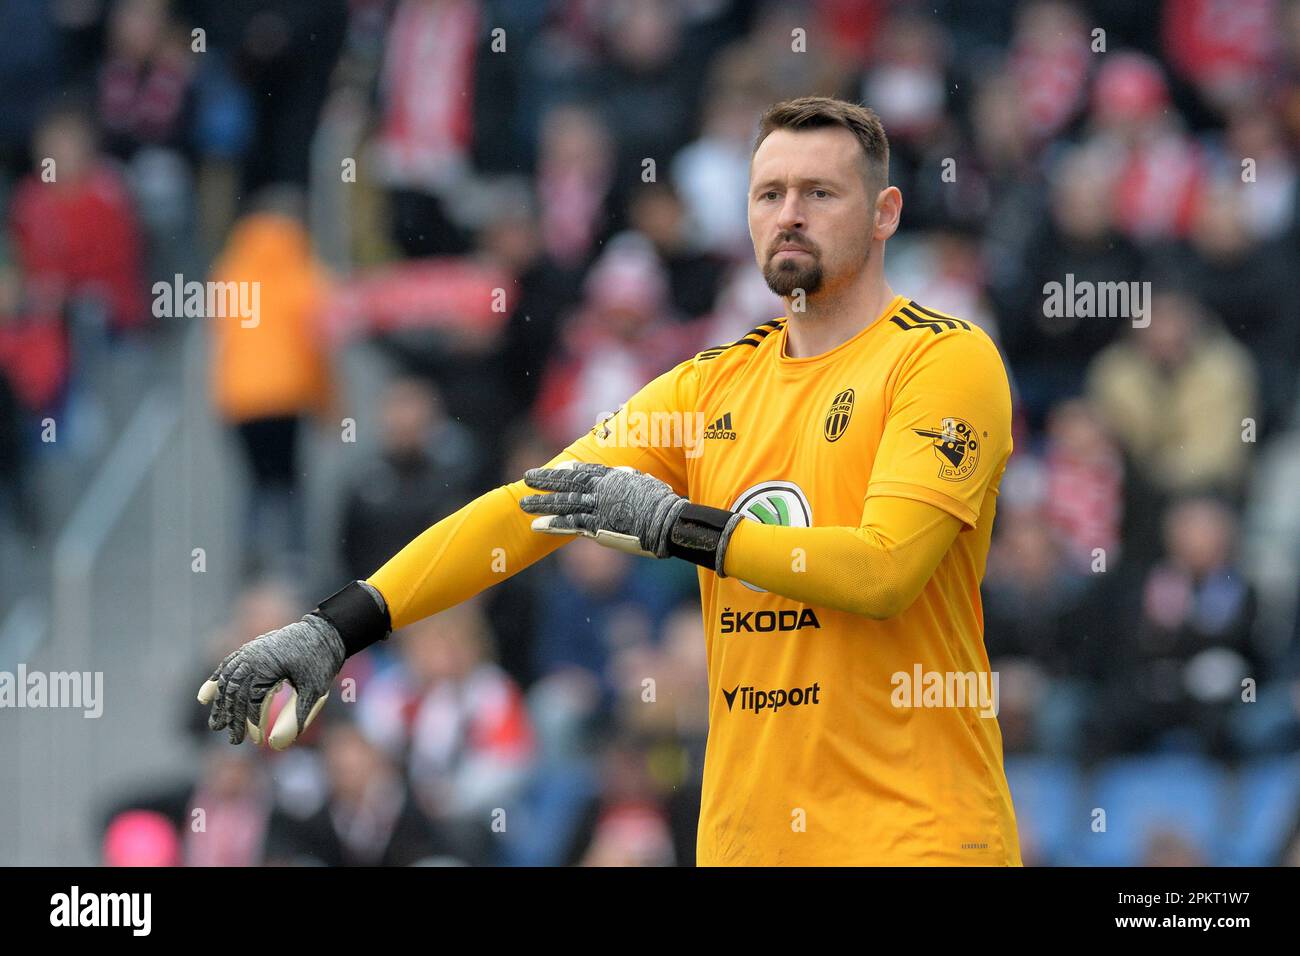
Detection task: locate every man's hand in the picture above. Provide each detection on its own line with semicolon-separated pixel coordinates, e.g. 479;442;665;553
197;580;391;749
519;461;689;557
519;461;744;573
197;615;345;748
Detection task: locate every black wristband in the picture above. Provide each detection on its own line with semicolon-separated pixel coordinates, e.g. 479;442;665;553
312;581;392;658
667;503;742;574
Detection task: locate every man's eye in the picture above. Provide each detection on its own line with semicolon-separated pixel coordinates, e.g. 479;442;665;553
762;191;779;201
811;189;829;199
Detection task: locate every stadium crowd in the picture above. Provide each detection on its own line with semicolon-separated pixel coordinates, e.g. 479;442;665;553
2;0;1300;865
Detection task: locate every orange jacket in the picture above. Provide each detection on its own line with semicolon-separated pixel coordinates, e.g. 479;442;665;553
210;213;334;423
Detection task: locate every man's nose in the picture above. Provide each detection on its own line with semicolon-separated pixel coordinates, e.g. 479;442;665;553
776;194;804;232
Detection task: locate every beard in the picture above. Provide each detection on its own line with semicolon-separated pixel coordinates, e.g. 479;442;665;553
763;255;823;297
761;234;873;300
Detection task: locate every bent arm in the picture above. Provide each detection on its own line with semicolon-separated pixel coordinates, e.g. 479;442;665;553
721;495;962;620
725;328;1012;620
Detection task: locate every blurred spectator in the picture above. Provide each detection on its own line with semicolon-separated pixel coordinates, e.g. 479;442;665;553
481;196;578;414
671;58;768;258
191;0;347;192
1040;398;1126;570
1156;175;1300;436
892;229;999;338
566;733;677;866
270;718;458;866
1220;107;1298;242
1002;144;1141;425
338;376;477;581
360;263;516;489
972;66;1051;332
533;538;681;703
614;601;710;744
1161;0;1281;118
981;497;1119;759
210;188;334;576
739;1;849;102
98;0;207;283
651;602;709;863
534;102;620;271
627;181;729;321
988;657;1052;756
602;599;710;863
8;104;147;334
1225;564;1300;755
1087;52;1204;245
983;506;1094;679
183;744;283;866
97;0;196;161
858;10;958;231
816;0;891;67
1096;497;1259;756
373;0;479;257
358;602;534;862
860;11;951;149
1086;292;1258;500
1279;0;1300;146
589;0;703;197
532;234;698;446
1007;1;1092;147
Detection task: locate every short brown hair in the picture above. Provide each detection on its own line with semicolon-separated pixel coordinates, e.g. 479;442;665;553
753;97;890;194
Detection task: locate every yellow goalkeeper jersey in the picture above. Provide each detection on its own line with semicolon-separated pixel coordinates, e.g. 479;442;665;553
369;292;1020;866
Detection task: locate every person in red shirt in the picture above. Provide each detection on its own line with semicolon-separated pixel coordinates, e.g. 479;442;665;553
7;105;147;334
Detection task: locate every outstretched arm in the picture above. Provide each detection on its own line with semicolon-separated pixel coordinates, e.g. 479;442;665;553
366;465;582;631
199;357;699;747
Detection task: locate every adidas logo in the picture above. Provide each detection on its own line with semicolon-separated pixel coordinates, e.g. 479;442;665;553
704;411;738;441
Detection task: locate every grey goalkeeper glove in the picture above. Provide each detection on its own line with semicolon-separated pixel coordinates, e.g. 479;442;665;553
197;580;391;748
519;461;744;574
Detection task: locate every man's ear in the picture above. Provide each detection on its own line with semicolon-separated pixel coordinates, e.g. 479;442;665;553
874;185;902;241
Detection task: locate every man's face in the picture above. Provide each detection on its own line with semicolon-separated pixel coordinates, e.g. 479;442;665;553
748;126;877;298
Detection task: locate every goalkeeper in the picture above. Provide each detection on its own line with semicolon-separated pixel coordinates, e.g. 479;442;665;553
201;96;1021;866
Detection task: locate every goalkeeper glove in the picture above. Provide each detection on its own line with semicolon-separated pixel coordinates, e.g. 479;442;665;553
197;580;390;748
519;461;744;574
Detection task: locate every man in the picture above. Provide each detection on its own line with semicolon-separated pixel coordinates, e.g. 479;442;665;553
201;96;1020;866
